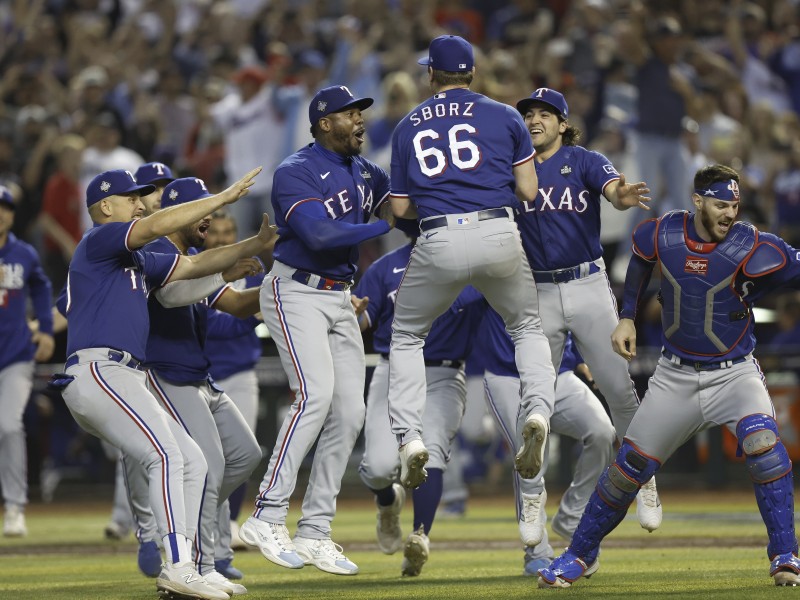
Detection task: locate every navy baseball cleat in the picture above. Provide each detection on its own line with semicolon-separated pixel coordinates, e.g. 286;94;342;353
537;550;600;589
771;552;800;586
215;558;244;580
138;540;162;577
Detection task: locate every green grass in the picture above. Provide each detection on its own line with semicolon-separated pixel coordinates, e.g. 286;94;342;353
0;491;791;599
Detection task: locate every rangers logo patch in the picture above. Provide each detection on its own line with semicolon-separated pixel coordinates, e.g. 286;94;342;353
100;181;111;192
169;189;178;200
361;171;371;179
456;217;472;225
560;165;572;175
317;100;327;112
684;256;708;275
603;164;619;175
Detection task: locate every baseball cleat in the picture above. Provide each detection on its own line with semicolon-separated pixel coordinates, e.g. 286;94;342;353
771;552;800;586
524;556;552;578
137;540;162;578
3;505;27;537
230;520;248;551
376;483;405;554
519;490;547;547
401;526;430;577
156;562;230;600
515;413;549;479
238;517;304;569
399;440;429;489
537;550;600;589
636;476;662;532
204;570;247;595
293;536;359;575
215;558;243;581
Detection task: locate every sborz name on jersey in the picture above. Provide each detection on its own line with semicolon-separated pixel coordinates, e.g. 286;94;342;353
410;102;474;126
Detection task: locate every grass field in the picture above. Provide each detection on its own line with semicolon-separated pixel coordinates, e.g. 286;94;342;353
0;489;793;599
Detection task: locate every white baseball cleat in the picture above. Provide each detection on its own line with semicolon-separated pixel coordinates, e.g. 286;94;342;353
376;483;405;554
401;526;430;577
519;490;547;547
399;440;429;489
3;505;27;537
293;536;359;575
204;570;247;595
238;517;304;569
636;476;662;532
230;520;247;551
156;562;230;600
515;413;549;479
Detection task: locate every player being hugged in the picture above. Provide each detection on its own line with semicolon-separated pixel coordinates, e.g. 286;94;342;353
387;35;555;493
539;164;800;588
239;85;394;577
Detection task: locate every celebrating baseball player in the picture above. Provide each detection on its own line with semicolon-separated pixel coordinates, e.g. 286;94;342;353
539;164;800;588
514;87;662;530
55;166;270;600
482;312;615;575
0;185;54;538
387;35;555;493
239;85;394;576
135;162;177;215
354;226;486;577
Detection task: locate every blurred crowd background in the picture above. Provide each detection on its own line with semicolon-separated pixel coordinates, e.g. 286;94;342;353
3;0;800;502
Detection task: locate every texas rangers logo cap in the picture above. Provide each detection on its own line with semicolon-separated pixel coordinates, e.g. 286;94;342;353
85;170;155;208
309;85;374;125
161;177;213;208
0;184;15;210
134;162;176;186
418;35;474;72
516;88;569;120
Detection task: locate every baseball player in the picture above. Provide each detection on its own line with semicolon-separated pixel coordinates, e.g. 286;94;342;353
55;166;270;600
143;177;272;596
204;210;265;579
354;228;486;577
0;185;54;537
135;162;176;215
387;35;555;492
514;87;661;531
539;164;800;588
239;85;394;576
482;309;615;575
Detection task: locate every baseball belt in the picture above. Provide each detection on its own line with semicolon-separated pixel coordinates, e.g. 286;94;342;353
533;261;602;284
65;348;143;371
662;349;749;371
419;207;511;232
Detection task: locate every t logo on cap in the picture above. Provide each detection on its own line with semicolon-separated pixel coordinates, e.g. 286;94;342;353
309;85;374;125
515;88;569;121
161;177;214;208
418;35;474;73
86;170;155;208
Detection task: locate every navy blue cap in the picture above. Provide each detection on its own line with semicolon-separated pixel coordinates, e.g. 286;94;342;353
516;88;569;120
309;85;373;125
418;35;474;72
86;170;155;208
0;184;15;210
135;162;176;186
161;177;213;208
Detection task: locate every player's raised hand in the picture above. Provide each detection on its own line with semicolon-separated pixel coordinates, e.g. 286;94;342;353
611;318;637;361
221;167;263;204
615;173;651;210
222;258;263;283
256;213;278;249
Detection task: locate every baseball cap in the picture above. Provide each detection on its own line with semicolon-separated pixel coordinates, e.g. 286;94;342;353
309;85;373;125
516;88;569;120
418;35;474;72
86;170;155;208
0;184;15;210
135;162;176;186
161;177;213;208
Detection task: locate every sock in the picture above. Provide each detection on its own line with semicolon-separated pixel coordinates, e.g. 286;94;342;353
413;468;443;535
373;485;396;507
163;532;191;564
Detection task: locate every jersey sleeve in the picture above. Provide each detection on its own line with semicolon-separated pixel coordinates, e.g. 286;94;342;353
132;249;181;289
508;107;535;166
389;123;409;197
272;164;324;222
85;221;137;262
583;149;620;197
369;163;391;216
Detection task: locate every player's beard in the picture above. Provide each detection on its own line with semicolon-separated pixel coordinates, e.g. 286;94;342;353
332;128;363;156
698;205;729;242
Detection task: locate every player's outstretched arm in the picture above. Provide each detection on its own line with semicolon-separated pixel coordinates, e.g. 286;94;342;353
513;160;538;202
605;173;651;211
390;195;417;219
129;167;262;248
611;318;637;361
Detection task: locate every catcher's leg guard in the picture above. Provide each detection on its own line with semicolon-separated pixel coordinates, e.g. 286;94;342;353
570;441;660;558
736;414;798;558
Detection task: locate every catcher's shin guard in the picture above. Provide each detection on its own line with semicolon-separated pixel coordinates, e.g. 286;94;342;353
737;414;798;558
569;441;660;557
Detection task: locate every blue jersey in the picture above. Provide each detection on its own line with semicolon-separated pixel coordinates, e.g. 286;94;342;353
143;239;225;383
206;273;263;380
65;221;180;360
483;306;581;377
354;242;486;359
518;145;619;271
271;142;390;281
0;233;53;370
390;88;534;219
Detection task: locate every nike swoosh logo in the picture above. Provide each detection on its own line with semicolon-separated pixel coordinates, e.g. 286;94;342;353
321;172;331;179
392;267;405;274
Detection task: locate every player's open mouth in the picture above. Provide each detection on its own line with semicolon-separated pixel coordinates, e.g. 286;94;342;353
354;128;365;143
198;222;210;239
718;221;731;232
